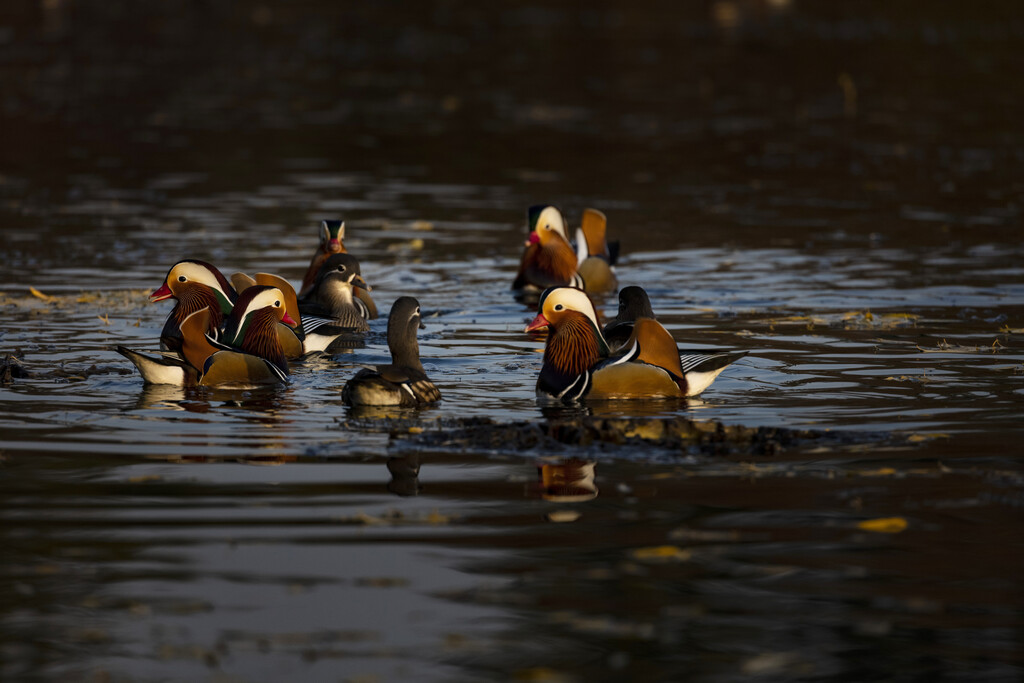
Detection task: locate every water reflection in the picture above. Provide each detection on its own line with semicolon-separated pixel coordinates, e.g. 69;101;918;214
533;458;598;504
387;453;422;497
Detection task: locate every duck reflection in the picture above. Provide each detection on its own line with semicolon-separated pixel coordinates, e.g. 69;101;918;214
532;458;598;504
387;453;422;497
133;383;293;416
537;397;689;420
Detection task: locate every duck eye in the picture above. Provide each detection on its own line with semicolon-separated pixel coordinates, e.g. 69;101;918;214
554;304;564;311
544;224;551;231
337;265;346;272
178;276;187;282
274;300;281;307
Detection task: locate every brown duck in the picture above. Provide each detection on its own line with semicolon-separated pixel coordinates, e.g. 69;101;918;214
342;296;440;407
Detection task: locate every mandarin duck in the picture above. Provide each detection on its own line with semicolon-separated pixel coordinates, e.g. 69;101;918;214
299;220;347;298
525;287;745;402
299;253;376;327
234;267;370;355
513;206;618;295
342;296;440;407
151;259;237;352
573;208;619;294
603;285;656;351
117;285;294;388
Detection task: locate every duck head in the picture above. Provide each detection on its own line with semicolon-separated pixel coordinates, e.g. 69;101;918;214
388;296;426;369
222;285;296;350
526;205;571;248
151;259;237;314
615;286;655;323
526;286;603;337
319;220;347;253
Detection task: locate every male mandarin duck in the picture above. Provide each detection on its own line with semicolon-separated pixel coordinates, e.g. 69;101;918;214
151;259;237;352
525;286;745;402
573;208;619;294
231;271;309;357
342;296;440;407
117;285;294;388
603;285;656;351
512;206;618;295
299;220;347;298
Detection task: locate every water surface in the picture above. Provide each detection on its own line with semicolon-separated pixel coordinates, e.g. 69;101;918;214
2;1;1023;681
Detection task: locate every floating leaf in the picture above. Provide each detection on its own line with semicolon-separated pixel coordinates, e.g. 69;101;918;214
857;517;907;533
29;286;58;303
629;545;692;562
856;467;897;477
907;433;950;443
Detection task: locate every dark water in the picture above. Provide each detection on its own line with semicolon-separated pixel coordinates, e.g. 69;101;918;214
2;1;1023;681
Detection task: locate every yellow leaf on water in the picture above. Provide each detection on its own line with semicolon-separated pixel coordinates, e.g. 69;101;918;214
857;517;907;533
907;433;950;443
630;545;692;562
426;509;451;524
98;314;110;325
856;467;897;477
29;287;59;303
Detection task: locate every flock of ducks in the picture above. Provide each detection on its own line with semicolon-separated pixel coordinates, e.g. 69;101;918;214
116;208;746;405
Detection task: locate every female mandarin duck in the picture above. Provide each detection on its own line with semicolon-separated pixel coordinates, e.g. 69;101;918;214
342;296;440;407
297;220;377;315
299;253;377;329
117;285;294;388
513;206;618;295
602;285;656;351
525;287;745;402
299;220;347;298
151;259;237;352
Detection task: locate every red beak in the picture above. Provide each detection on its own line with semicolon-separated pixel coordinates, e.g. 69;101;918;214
525;312;550;332
328;238;341;250
150;283;173;301
282;311;297;326
523;231;540;248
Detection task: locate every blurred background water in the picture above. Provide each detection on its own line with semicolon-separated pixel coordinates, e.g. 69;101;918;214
1;1;1023;681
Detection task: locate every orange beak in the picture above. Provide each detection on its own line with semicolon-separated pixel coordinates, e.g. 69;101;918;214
150;283;173;301
525;312;550;332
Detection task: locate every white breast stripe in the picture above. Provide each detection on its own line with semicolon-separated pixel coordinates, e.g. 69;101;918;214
400;382;417;399
355;298;369;319
574;227;589;266
263;359;289;383
207;334;236;352
608;339;639;367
